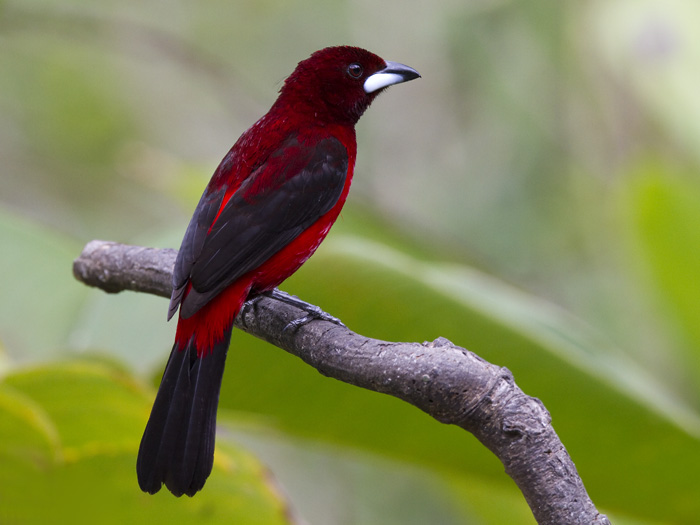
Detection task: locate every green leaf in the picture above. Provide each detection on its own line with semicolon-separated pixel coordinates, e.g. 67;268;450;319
5;362;147;453
0;384;61;470
624;168;700;378
0;209;86;362
0;361;290;524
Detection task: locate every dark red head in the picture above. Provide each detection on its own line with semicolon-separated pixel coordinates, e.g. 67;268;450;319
275;46;420;126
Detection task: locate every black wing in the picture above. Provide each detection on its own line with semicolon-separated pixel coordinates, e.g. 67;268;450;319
169;135;348;320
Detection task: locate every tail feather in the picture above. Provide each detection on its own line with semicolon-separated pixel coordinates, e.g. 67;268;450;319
137;326;232;497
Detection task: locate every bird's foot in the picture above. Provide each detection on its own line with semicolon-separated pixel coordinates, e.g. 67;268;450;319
264;288;346;332
242;294;265;311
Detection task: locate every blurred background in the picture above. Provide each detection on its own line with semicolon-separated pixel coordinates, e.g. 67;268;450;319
1;0;699;523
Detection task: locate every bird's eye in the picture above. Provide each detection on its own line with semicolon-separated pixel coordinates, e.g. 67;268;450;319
347;63;363;79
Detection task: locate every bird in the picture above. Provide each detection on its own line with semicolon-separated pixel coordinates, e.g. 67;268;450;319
136;46;420;497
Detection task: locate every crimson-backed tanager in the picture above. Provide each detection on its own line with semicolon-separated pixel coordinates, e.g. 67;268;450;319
137;46;420;497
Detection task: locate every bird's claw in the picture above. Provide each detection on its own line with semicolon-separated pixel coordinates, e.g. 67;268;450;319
242;294;265;310
282;306;346;333
264;288;346;332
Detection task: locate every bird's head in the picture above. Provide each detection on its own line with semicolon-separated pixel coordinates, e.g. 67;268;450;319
276;46;420;126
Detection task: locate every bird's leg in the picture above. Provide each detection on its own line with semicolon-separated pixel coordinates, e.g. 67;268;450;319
264;288;346;331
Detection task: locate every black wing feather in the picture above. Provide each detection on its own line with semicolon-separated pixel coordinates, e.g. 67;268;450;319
171;136;348;320
168;187;227;320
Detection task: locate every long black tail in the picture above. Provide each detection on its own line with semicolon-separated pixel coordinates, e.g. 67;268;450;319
137;326;232;496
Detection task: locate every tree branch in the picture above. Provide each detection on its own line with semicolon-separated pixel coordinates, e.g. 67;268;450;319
73;240;611;525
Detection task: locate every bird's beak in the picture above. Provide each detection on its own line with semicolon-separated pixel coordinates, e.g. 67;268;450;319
364;61;421;94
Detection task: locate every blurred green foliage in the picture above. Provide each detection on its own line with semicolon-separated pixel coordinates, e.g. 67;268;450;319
1;0;699;523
